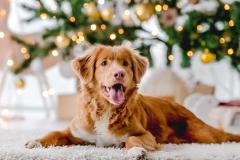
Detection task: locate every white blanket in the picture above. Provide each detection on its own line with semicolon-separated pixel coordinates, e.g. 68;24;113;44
0;129;240;160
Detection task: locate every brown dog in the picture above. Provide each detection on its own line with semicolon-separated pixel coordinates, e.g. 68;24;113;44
26;45;240;151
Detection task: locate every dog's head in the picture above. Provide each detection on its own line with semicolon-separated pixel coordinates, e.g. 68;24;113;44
72;45;148;106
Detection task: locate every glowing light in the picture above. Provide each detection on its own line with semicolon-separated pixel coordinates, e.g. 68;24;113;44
219;37;225;44
0;32;5;38
77;35;85;43
224;4;230;11
229;20;234;27
155;4;162;12
177;25;183;32
51;50;59;56
118;28;124;34
77;32;83;36
100;24;106;30
20;47;27;54
7;59;14;67
227;48;234;55
162;4;168;11
197;24;203;31
124;10;130;16
40;13;48;19
83;3;89;9
90;24;97;31
187;50;194;57
71;35;77;41
109;33;116;40
168;54;174;61
69;16;76;22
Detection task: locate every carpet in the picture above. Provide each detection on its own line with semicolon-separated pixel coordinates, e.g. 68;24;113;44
1;129;240;160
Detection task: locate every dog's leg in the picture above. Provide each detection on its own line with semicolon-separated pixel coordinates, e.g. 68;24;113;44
125;131;160;151
25;128;87;148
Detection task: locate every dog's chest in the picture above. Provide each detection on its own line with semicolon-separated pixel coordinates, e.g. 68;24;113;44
71;112;127;147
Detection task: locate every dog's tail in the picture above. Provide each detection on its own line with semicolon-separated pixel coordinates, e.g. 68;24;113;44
210;127;240;142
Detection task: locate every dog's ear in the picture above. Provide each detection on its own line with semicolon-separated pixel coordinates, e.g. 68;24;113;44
130;49;149;83
71;46;103;84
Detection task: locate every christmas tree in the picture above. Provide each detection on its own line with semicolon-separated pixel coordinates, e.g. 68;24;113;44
11;0;240;74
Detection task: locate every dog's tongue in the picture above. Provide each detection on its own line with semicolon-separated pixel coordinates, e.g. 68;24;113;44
109;85;125;105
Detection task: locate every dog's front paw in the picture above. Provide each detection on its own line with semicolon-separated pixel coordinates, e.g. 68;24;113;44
25;140;42;149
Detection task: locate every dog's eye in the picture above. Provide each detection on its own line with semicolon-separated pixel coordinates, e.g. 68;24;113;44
101;60;108;66
123;60;128;66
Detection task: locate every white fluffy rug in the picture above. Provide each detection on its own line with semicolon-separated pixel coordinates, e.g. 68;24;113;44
1;129;240;160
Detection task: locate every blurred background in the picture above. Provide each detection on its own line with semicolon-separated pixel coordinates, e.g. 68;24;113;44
0;0;240;132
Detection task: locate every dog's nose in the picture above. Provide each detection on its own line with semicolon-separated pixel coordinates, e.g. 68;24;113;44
114;71;125;80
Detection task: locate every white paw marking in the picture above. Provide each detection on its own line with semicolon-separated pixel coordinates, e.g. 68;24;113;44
25;140;42;149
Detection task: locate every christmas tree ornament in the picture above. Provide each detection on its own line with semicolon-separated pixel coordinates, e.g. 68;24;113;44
15;78;25;89
135;3;155;22
55;32;71;48
200;49;216;64
84;2;101;20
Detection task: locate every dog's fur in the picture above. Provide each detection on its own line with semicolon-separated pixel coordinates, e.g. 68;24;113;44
26;45;240;151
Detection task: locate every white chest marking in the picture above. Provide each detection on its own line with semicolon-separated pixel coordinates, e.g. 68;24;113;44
70;112;128;147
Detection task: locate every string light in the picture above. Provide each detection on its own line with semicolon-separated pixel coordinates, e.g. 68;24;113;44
227;48;234;55
71;35;77;41
77;35;85;43
77;32;84;36
40;13;48;19
90;24;97;30
162;4;168;11
124;9;130;16
51;50;59;56
20;47;27;54
0;32;5;38
118;28;124;34
110;33;116;40
7;59;14;67
197;24;203;31
155;4;162;12
168;54;174;61
219;37;225;44
123;9;131;21
229;20;234;27
187;50;194;57
224;4;230;11
69;16;76;22
83;3;89;9
176;2;181;8
177;25;183;32
100;24;106;30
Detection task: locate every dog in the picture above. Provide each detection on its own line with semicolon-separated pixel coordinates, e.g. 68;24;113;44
25;45;240;151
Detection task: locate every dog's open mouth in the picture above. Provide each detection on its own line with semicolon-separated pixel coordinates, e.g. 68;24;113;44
102;83;126;105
